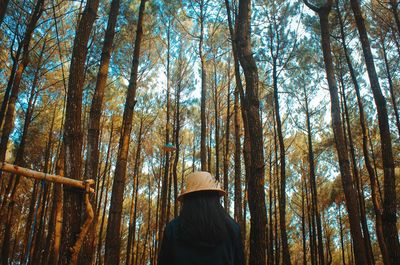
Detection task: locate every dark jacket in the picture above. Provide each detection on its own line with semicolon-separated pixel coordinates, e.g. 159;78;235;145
157;217;245;265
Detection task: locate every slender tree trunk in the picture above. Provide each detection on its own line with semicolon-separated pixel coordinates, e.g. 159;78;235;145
338;205;346;265
0;39;44;265
199;0;207;170
60;0;99;263
0;40;22;132
172;74;182;218
233;81;244;237
0;0;44;163
380;34;400;138
104;1;146;263
273;107;280;265
303;1;369;263
41;107;57;265
49;146;64;265
159;21;172;245
236;1;267;264
131;163;142;265
335;2;390;262
224;0;251;195
339;68;374;264
349;1;400;262
95;119;113;265
81;0;120;262
213;59;220;181
304;88;325;265
305;164;316;265
126;119;143;265
272;59;291;265
267;149;274;265
301;177;307;265
223;63;231;210
96;163;111;265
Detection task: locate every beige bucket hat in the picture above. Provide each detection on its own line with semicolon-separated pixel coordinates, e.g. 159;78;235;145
178;171;226;201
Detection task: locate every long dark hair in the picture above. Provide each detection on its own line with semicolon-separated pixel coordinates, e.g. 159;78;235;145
178;191;232;245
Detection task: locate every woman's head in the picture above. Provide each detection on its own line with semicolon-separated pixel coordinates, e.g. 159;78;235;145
177;172;231;245
178;171;226;201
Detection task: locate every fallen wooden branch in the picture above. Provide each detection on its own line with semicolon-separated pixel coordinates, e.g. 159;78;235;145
68;182;94;265
0;162;95;193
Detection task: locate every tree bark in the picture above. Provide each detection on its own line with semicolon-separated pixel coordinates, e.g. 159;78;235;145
304;86;325;265
0;38;22;132
303;0;369;264
349;1;400;263
213;58;220;181
379;33;400;138
60;0;99;263
126;119;143;265
338;67;374;264
159;21;172;245
0;0;44;164
335;2;390;261
236;1;267;265
223;63;231;210
81;0;120;262
104;1;146;263
199;0;207;170
272;58;291;265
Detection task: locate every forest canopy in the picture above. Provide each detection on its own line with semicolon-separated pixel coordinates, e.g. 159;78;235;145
0;0;399;264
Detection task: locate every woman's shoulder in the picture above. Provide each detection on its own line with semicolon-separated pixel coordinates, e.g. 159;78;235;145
164;218;181;236
227;216;241;232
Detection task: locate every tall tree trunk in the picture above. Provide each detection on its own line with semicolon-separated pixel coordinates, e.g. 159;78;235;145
349;1;400;263
301;177;307;265
95;119;113;265
0;39;44;265
267;149;274;265
236;1;267;265
126;119;143;265
0;38;22;133
224;0;251;196
304;87;325;265
49;146;64;265
338;204;346;265
233;81;244;236
96;162;111;265
305;163;316;265
172;70;182;218
223;63;231;210
60;0;99;263
81;0;120;262
104;1;146;263
273;106;280;265
338;67;374;264
213;59;220;181
379;33;400;138
303;1;369;264
0;0;44;164
272;58;291;265
159;21;172;245
335;2;390;262
40;107;57;265
131;164;141;265
199;0;207;170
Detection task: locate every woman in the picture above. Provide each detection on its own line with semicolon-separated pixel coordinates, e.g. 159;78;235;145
158;171;245;265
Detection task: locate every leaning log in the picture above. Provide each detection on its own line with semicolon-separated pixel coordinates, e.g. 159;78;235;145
0;162;95;193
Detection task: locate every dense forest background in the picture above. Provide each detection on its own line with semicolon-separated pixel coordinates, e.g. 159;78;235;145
0;0;399;264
